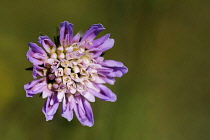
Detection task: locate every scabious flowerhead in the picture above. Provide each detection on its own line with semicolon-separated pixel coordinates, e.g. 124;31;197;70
24;21;128;127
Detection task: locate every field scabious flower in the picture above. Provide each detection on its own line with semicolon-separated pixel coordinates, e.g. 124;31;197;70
24;21;128;127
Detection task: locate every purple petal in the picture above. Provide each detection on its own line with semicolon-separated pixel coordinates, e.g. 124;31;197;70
27;43;47;65
98;75;116;85
28;42;47;55
90;84;117;102
62;95;75;121
87;34;110;49
97;38;114;52
93;75;106;84
27;50;44;65
42;93;60;121
60;21;74;46
111;67;128;77
72;33;80;43
90;38;114;52
101;60;128;77
98;67;126;78
74;96;94;127
97;67;113;74
42;88;52;98
95;57;104;63
88;51;102;59
32;65;45;79
38;36;56;53
81;24;105;42
24;78;46;97
102;60;124;67
82;92;95;102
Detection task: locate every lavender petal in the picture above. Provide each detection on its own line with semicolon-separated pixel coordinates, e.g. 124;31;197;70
27;43;47;65
81;24;105;42
24;78;46;97
101;60;128;77
97;38;114;52
74;96;94;127
62;95;75;121
88;34;110;49
42;93;59;121
28;42;47;55
60;21;74;46
90;84;117;102
32;65;45;79
38;36;56;53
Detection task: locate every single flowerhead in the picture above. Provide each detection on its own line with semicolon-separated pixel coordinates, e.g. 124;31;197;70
24;21;128;127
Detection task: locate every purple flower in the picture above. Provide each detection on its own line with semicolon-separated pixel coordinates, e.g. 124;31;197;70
24;21;128;127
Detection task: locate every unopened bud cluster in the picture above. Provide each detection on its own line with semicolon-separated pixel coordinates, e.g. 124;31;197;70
42;43;101;101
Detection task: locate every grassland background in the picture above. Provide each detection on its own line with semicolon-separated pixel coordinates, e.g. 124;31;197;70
0;0;210;140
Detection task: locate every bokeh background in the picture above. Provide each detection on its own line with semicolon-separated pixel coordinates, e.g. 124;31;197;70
0;0;210;140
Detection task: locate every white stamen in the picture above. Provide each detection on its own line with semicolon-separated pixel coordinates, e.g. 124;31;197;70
57;90;65;102
70;73;80;82
80;68;88;75
73;66;80;73
43;69;48;76
58;53;65;59
66;46;73;53
63;75;71;84
55;68;63;77
67;83;76;94
64;68;71;75
57;46;64;53
52;83;59;89
50;98;54;105
60;60;69;67
47;83;52;90
48;74;55;80
55;77;62;84
50;53;57;59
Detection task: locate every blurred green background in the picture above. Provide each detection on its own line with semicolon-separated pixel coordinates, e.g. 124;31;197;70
0;0;210;140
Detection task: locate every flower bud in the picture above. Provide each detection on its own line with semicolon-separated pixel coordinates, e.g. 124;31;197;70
57;46;64;53
64;67;71;75
65;46;73;53
73;66;80;73
47;83;52;89
58;53;65;59
55;68;63;77
55;77;62;84
63;75;71;84
50;53;57;59
48;74;55;80
52;83;59;89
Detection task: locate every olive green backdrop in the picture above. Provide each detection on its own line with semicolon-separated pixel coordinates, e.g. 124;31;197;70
0;0;210;140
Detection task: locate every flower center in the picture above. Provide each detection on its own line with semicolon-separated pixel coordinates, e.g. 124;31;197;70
44;43;100;98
